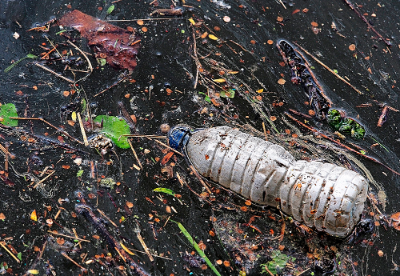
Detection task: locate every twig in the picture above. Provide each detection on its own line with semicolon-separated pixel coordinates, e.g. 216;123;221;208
123;134;167;139
34;62;75;83
189;165;213;194
96;208;118;228
293;42;364;95
77;112;89;146
192;28;200;89
47;230;90;242
10;117;83;144
149;138;184;157
0;241;20;263
261;122;268;141
343;0;391;46
61;252;87;271
278;0;287;9
134;222;154;262
128;139;143;169
106;18;183;22
377;105;388;127
94;76;126;97
33;170;55;189
72;228;82;249
67;40;93;82
176;172;211;204
285;112;400;176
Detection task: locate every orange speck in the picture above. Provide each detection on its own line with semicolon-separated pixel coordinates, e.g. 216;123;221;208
240;206;248;212
98;7;103;11
349;44;356;51
62;165;70;169
308;109;316;116
302;8;309;13
126;26;134;32
141;27;148;32
311;21;318;27
250;40;256;44
137;20;144;26
267;39;274;45
223;261;230;267
277;78;286;85
32;85;38;90
245;200;252;206
270;116;277;121
277;16;283;22
63;91;70;97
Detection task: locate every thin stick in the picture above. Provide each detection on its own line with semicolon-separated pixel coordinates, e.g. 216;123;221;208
285;112;400;176
261;122;268;141
77;112;89;146
343;0;391;46
114;247;126;262
135;223;154;262
34;62;75;83
94;77;126;97
67;40;93;82
72;228;82;249
150;138;184;157
128;139;143;169
96;208;118;228
10;117;83;144
192;28;200;89
0;241;20;263
123;134;167;139
33;170;55;189
278;0;287;9
47;230;90;242
106;17;183;22
189;165;213;194
61;252;87;271
293;42;364;95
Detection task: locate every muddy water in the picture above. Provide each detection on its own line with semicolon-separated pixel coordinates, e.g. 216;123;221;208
0;0;399;275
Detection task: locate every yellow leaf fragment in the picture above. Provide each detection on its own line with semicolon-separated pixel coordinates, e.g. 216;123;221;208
188;18;196;25
213;78;226;83
31;210;38;221
227;71;239;74
120;241;135;255
256;89;263;93
208;34;219;40
27;270;39;275
71;111;77;122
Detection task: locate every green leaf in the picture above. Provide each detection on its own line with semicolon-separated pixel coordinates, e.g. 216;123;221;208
107;4;115;14
153;187;176;196
97;58;107;67
76;170;84;177
171;220;222;276
4;54;37;73
261;250;294;275
220;89;235;98
0;103;18;126
17;252;22;261
93;115;131;149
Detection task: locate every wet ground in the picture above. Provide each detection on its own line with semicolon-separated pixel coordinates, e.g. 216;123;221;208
1;0;400;275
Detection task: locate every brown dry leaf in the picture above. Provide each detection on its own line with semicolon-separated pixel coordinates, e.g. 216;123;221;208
292;9;300;15
59;10;141;72
126;201;134;208
277;78;286;85
391;212;400;230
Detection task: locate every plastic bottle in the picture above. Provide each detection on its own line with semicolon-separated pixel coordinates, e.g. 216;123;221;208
168;125;368;238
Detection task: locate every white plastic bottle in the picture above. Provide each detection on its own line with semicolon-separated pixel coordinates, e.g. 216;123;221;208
168;125;368;238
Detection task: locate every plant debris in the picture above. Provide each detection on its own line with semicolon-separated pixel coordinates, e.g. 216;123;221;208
58;10;141;72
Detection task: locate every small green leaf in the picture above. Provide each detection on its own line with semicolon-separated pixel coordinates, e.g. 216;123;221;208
220;89;235;98
76;170;84;177
107;4;115;14
0;103;18;126
97;58;107;67
93;115;131;149
153;187;176;196
17;252;22;261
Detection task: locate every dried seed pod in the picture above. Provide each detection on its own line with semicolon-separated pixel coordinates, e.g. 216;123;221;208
168;125;368;238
